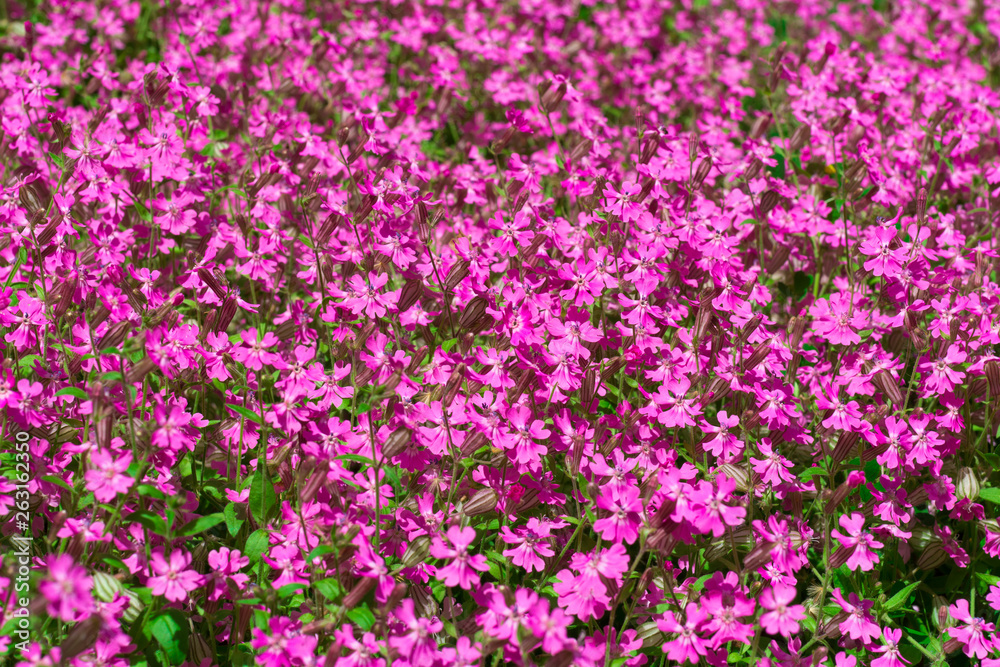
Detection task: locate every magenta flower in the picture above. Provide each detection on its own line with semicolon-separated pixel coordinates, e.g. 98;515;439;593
859;226;905;277
38;555;93;622
831;513;884;571
429;526;489;590
593;485;644;545
759;584;805;637
84;448;134;503
231;328;286;371
148;550;204;602
831;588;881;645
342;272;392;318
388;599;442;664
948;598;996;659
872;627;910;667
657;603;709;664
690;475;746;537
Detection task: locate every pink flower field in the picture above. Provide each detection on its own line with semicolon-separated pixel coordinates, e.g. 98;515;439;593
2;0;1000;666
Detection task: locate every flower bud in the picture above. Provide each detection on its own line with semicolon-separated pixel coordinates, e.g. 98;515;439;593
765;244;790;274
443;363;466;407
745;158;763;180
343;576;378;608
444;260;470;291
831;430;861;464
986;361;1000;396
463;487;498;516
540;82;567;113
790;125;811;153
92;572;124;603
916;541;948;571
873;370;903;406
458;296;489;332
569;138;593;163
60;614;103;660
382;428;412;461
600;356;626;382
741;338;772;371
916;187;927;223
750;115;771;140
828;544;856;570
507;367;536;403
759;189;780;217
956;467;980;501
691;157;713;189
189;630;213;665
120;589;144;623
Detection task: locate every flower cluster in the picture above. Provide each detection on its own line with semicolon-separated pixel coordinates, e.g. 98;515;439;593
2;0;1000;666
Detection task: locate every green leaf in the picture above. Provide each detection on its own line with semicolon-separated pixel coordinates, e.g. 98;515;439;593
978;572;1000;586
56;387;90;401
137;484;165;499
798;467;827;482
440;337;459;352
244;529;270;563
132;199;153;222
229;404;262;424
883;581;921;612
249;469;277;526
347;605;376;631
124;510;168;536
307;545;338;561
177;513;225;537
979;487;1000;504
314;578;343;600
224;502;245;537
149;609;189;665
41;474;73;491
690;574;713;592
277;583;307;598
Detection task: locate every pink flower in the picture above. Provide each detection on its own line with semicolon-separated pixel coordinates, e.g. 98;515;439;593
84;448;134;503
657;603;709;664
948;598;996;659
148;550;204;602
388;599;442;664
859;226;905;277
342;272;392;318
831;588;881;645
430;526;489;590
690;475;746;537
38;555;93;622
872;627;910;667
593;485;643;545
231;328;286;371
831;513;884;571
917;346;967;394
759;584;805;637
500;518;556;573
810;292;868;345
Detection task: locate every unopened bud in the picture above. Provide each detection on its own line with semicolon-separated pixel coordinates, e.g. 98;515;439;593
750;115;771;141
540;82;567;112
463;487;498;516
789;125;811;153
759;189;780;217
382;428;412;461
60;614;102;660
507;368;536;403
956;467;980;501
444;260;470;291
691;157;713;189
458;296;489;332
